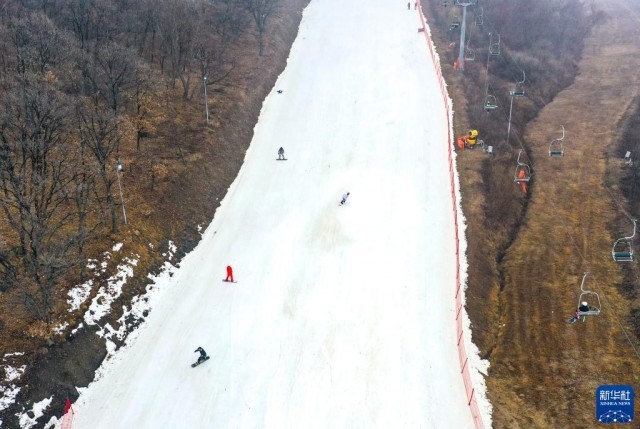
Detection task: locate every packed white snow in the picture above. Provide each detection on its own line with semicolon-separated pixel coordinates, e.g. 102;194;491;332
71;0;491;427
19;396;52;429
83;256;139;325
1;354;26;416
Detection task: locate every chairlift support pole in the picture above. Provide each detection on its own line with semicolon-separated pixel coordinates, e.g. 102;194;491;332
507;91;515;146
455;0;475;71
457;5;468;70
116;159;127;225
203;75;209;123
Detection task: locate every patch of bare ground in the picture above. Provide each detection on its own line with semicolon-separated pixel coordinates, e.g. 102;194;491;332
426;0;640;426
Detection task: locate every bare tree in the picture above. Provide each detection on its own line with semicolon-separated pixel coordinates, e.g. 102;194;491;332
133;0;160;63
10;13;76;75
64;0;119;50
86;41;135;114
156;0;198;100
0;80;78;322
195;0;247;94
244;0;281;56
78;102;123;233
70;129;101;282
132;62;162;150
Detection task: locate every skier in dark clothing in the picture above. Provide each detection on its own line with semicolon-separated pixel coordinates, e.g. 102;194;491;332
340;192;350;206
278;147;286;160
195;347;208;363
578;301;590;313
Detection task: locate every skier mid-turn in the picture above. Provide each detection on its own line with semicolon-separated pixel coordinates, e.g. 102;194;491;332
192;347;209;367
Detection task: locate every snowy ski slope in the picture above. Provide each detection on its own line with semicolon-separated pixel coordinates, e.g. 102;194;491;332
72;0;490;427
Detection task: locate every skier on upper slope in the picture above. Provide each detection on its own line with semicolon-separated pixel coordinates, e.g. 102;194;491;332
340;192;350;206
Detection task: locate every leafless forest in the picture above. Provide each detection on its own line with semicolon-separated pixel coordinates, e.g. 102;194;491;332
0;0;285;327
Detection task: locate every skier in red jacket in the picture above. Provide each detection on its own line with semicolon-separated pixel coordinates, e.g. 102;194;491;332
225;265;234;282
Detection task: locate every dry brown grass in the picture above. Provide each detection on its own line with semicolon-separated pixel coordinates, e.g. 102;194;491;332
426;0;640;426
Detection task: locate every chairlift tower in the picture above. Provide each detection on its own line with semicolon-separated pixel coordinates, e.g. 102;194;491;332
455;0;477;71
507;71;526;146
507;91;515;146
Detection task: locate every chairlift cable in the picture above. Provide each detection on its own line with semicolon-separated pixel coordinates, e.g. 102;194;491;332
503;110;640;363
461;19;640;358
475;13;531;85
602;181;636;222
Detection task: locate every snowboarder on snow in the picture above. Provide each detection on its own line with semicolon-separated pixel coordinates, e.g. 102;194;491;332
278;147;286;160
340;192;350;206
194;347;208;364
225;265;234;282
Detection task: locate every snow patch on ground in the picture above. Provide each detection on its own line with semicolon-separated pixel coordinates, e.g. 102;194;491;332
1;355;26;415
112;242;123;252
84;256;139;326
71;323;83;336
44;415;60;429
88;245;179;382
1;363;24;409
18;395;52;429
4;364;26;382
163;241;176;260
66;253;114;313
53;322;69;335
67;280;94;312
0;385;20;413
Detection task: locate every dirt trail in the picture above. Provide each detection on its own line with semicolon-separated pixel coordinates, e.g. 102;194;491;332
487;0;640;427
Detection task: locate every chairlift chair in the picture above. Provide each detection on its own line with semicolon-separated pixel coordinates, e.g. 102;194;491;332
624;151;633;166
576;272;601;317
484;94;497;110
549;125;565;157
549;140;564;157
513;83;525;97
475;7;484;26
465;46;476;61
451;16;460;28
513;71;526;97
514;165;531;183
489;33;501;56
612;219;636;262
514;150;531;182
